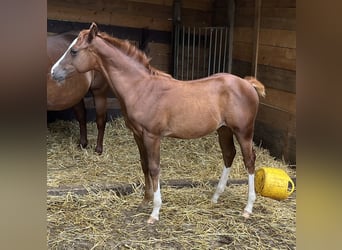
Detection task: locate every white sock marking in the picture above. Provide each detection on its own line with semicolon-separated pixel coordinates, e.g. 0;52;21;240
51;38;78;75
244;174;256;214
212;166;231;203
150;181;162;221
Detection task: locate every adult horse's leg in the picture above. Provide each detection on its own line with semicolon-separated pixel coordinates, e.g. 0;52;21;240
92;92;107;154
72;100;88;148
133;134;153;208
235;129;256;218
141;133;161;224
212;126;236;203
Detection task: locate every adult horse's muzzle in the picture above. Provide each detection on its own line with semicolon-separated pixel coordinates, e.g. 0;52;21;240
51;64;74;82
51;70;65;82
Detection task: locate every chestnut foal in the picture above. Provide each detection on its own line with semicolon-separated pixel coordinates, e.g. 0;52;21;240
51;23;265;224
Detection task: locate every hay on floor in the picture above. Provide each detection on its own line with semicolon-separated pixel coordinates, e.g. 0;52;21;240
47;117;296;249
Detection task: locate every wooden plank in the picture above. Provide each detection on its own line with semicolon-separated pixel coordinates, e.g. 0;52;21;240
48;1;173;31
261;87;296;114
258;45;296;71
234;41;295;70
255;106;296;165
254;121;287;162
234;27;254;43
262;0;296;8
48;0;173;19
238;0;295;9
256;103;294;132
182;0;214;11
232;59;252;77
260;28;296;48
129;0;215;11
232;41;253;62
257;64;296;93
234;7;254;27
261;16;296;31
261;7;296;19
181;8;212;27
127;0;173;6
254;120;296;164
261;8;296;31
235;0;255;8
232;61;296;94
235;27;296;48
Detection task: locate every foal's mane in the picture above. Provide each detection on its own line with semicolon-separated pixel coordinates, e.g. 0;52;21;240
96;32;171;78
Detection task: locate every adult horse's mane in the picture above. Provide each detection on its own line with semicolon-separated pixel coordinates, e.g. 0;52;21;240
96;31;171;78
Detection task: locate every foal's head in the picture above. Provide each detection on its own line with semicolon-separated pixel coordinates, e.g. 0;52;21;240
51;23;99;82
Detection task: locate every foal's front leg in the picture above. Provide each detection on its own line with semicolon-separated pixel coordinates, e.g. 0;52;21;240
142;133;161;224
133;134;153;207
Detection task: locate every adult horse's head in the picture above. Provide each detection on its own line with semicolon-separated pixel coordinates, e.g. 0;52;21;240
51;23;99;82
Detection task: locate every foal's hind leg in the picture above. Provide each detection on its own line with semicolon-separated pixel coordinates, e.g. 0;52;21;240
212;126;236;203
235;130;256;218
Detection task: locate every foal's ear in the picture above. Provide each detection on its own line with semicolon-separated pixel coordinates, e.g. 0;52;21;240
87;22;98;43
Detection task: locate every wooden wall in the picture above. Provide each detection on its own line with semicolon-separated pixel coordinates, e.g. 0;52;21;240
231;0;296;164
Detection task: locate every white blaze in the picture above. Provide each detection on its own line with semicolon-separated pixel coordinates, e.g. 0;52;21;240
51;38;78;75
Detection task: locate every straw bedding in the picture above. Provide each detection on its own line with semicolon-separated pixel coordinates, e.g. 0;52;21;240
47;117;296;249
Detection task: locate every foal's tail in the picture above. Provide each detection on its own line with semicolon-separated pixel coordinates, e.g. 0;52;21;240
244;76;266;98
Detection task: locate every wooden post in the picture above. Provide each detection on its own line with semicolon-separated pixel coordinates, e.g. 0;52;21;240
227;0;235;73
252;0;262;77
171;0;182;77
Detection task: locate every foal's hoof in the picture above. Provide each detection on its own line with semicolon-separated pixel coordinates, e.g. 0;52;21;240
211;196;218;204
95;147;103;155
147;216;159;224
242;210;251;219
79;141;88;149
137;200;151;211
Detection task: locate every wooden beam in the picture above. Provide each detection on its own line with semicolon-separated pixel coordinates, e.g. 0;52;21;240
47;177;297;196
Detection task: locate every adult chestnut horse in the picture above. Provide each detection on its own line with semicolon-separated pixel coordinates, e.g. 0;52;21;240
51;23;266;224
48;32;110;154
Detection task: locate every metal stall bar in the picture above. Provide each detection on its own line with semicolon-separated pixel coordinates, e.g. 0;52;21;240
203;28;208;78
197;27;201;79
213;28;217;74
222;27;228;73
181;26;185;80
208;28;213;76
173;26;233;80
186;26;190;80
191;27;196;80
218;28;223;72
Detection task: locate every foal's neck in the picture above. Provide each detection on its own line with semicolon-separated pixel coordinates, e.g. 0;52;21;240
94;37;151;102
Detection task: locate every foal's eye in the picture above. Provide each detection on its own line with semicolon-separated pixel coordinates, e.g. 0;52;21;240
70;48;78;56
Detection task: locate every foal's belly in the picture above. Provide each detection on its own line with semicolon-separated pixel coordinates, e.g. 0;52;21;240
164;113;222;139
